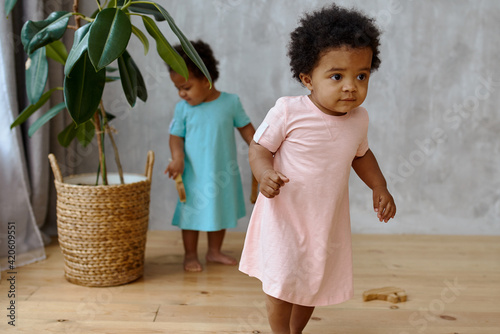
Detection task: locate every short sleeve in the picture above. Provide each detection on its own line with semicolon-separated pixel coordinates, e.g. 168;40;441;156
355;108;369;157
169;102;186;137
356;136;369;157
253;98;287;153
232;95;251;128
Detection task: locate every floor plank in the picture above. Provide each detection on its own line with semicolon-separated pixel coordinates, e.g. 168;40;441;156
1;231;499;333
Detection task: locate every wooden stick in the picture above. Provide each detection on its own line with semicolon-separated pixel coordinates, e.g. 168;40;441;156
174;174;186;202
363;287;407;303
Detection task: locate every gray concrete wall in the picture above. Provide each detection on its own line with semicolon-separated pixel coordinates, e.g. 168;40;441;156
76;0;500;235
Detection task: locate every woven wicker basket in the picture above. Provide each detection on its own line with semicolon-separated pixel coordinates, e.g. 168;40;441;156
48;151;154;287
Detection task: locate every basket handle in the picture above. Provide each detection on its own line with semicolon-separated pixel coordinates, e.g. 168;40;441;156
145;150;155;181
48;153;63;183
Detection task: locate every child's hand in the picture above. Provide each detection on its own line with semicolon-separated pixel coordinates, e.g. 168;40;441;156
373;186;396;223
165;159;184;179
259;169;289;198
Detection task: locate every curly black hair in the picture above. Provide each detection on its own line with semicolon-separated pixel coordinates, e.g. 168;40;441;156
288;4;381;83
170;40;219;82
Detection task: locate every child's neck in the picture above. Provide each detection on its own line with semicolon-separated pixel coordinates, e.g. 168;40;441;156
204;87;220;103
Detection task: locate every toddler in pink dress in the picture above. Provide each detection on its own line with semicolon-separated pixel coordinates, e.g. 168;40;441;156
239;4;396;333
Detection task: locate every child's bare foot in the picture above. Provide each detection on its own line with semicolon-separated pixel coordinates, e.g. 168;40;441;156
206;251;238;266
184;255;203;272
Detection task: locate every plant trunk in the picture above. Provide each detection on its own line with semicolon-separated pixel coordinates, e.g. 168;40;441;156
73;0;80;27
72;0;124;185
100;101;124;184
94;112;107;185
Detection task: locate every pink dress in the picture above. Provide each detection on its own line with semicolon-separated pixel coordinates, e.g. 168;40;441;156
239;95;369;307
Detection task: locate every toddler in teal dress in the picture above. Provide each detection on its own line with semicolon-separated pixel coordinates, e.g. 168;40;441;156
165;40;255;272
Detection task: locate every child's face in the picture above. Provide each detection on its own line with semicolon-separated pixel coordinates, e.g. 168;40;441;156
170;71;212;106
300;46;373;116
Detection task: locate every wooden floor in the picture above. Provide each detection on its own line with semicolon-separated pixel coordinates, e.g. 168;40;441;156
1;231;499;333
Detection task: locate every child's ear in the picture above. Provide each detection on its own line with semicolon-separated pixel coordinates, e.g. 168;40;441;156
299;73;313;90
203;77;212;89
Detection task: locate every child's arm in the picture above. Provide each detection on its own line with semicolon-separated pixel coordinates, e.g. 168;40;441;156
238;123;260;202
164;134;185;179
249;140;289;198
237;123;256;145
352;149;396;223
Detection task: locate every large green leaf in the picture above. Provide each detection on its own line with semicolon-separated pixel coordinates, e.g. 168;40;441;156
106;76;120;82
5;0;17;18
10;88;58;129
128;3;165;21
131;24;149;55
21;11;72;55
76;120;95;147
28;102;66;137
152;3;212;85
64;23;92;76
25;47;48;104
136;62;147;102
88;8;132;71
118;50;137;107
64;52;106;125
142;16;187;79
45;40;68;65
106;112;116;122
118;50;148;106
57;123;78;147
59;121;95;148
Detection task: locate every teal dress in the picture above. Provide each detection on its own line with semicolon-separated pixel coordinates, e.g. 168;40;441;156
169;92;250;231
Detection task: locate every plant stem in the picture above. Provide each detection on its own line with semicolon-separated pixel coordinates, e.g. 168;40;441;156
100;101;124;184
121;0;131;10
73;0;81;28
94;112;107;185
67;14;93;30
107;127;124;184
75;0;109;186
75;0;107;185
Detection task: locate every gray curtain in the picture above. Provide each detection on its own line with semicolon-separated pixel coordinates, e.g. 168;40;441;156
0;0;72;270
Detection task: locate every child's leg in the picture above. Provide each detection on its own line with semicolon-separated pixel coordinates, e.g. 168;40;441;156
290;304;315;334
266;294;293;334
266;294;315;334
206;229;237;265
182;229;202;272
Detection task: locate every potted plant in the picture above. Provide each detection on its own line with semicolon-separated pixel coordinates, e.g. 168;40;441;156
7;0;211;286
